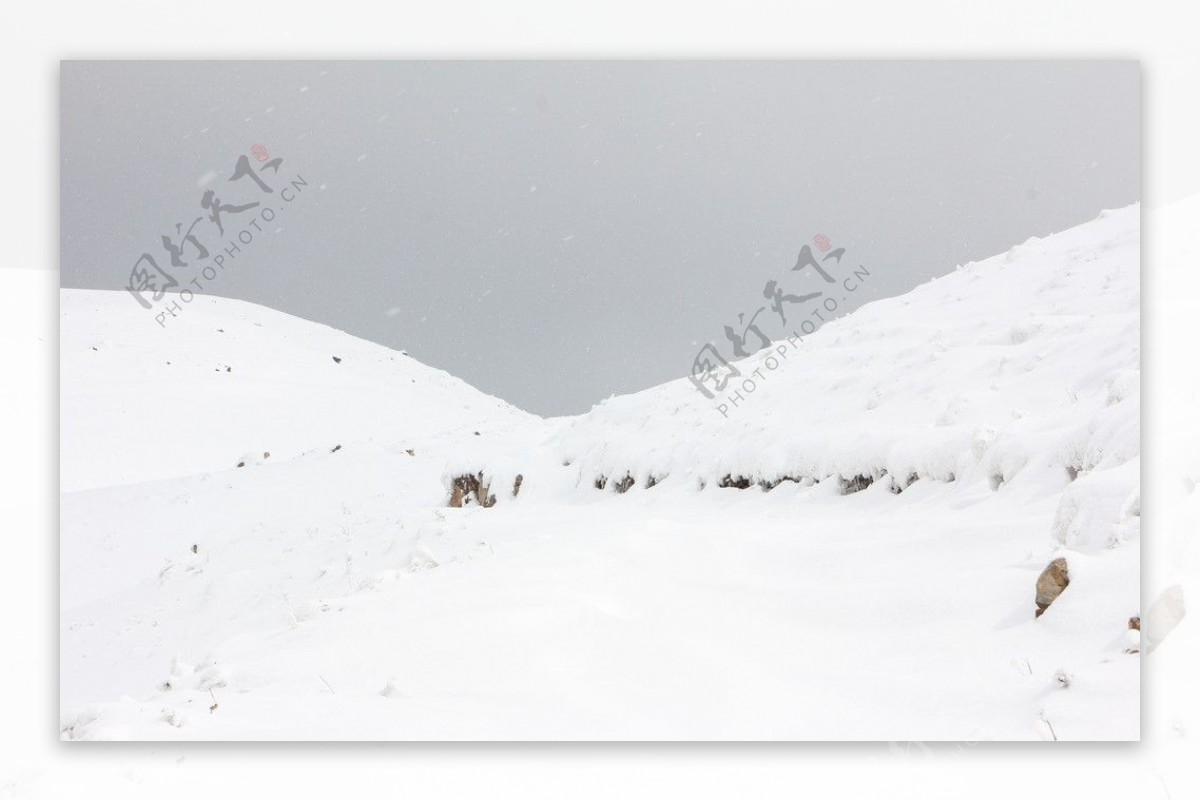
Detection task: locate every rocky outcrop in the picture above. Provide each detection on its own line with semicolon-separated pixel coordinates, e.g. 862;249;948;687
719;474;753;490
613;474;636;494
449;473;496;508
838;473;874;495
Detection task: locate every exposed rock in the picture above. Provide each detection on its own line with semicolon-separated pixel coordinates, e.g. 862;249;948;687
719;474;752;490
889;472;919;494
1035;557;1070;618
758;476;803;491
512;474;524;497
449;477;468;506
839;474;874;495
449;473;495;508
613;474;635;494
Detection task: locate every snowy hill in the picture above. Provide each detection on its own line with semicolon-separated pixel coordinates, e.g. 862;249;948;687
60;291;532;492
557;207;1139;503
60;206;1140;740
467;206;1139;537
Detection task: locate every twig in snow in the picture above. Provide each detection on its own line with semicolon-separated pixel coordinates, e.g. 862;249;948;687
320;675;336;694
1041;716;1058;741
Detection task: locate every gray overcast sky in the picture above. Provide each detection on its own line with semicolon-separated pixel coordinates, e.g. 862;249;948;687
61;61;1138;416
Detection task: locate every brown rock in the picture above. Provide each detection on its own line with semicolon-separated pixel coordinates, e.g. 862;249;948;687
1035;557;1070;618
448;473;494;508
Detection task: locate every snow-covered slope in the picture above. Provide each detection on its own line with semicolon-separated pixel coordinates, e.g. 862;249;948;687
60;292;532;492
60;206;1141;741
524;206;1139;515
